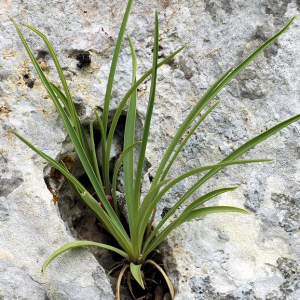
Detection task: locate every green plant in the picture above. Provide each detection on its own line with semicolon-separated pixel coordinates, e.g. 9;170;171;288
11;1;298;299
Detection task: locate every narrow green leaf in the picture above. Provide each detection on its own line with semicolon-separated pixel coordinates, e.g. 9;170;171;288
128;34;137;87
123;35;138;229
181;187;240;216
81;192;134;256
102;0;134;133
93;110;106;143
94;109;110;195
134;11;159;213
112;141;142;217
134;178;172;253
25;24;93;163
42;241;129;274
182;206;249;223
90;121;102;184
130;263;145;289
50;83;71;116
132;12;159;259
24;25;74;115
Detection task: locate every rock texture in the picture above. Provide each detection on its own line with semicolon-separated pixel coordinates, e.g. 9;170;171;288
1;0;300;299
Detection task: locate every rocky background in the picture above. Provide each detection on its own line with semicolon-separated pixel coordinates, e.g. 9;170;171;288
1;0;300;299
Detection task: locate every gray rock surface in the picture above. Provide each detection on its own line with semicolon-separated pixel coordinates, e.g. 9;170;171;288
1;0;300;299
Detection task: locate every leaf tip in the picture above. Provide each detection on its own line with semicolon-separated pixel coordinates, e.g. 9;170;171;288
11;18;18;27
41;265;46;275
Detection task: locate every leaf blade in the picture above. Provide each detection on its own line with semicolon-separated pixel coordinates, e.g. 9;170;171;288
42;241;129;274
102;0;134;133
130;263;145;289
112;141;142;217
132;12;159;258
123;35;138;230
182;206;249;223
25;24;93;163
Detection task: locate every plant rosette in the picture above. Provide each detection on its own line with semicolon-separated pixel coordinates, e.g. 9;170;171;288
11;1;298;299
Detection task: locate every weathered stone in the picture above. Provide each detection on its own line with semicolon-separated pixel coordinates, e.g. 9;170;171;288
1;0;300;299
271;193;300;233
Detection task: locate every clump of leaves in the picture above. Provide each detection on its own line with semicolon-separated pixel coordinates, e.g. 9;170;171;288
12;1;298;299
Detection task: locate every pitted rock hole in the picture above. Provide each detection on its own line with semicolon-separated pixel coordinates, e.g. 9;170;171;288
23;74;35;89
58;171;116;270
37;50;48;59
76;52;91;69
74;103;86;118
67;50;92;69
42;116;129;270
42;112;144;269
36;51;50;72
0;105;12;116
42;111;172;298
148;173;154;183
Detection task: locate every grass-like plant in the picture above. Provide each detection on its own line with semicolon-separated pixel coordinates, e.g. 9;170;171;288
11;1;298;298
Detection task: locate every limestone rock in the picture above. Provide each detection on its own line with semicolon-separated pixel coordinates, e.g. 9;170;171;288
1;0;300;299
